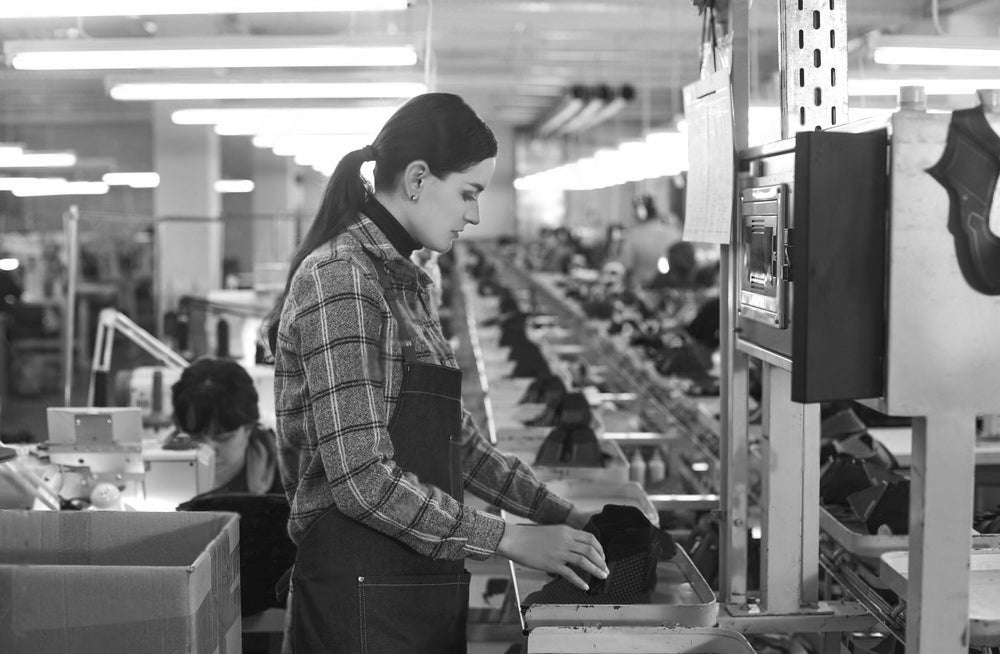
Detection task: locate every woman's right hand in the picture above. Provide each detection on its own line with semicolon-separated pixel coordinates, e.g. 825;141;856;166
496;523;608;591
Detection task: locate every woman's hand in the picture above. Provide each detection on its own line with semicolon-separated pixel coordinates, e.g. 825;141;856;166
497;523;608;591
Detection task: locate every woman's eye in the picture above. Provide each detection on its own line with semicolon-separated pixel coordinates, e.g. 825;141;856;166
463;193;476;202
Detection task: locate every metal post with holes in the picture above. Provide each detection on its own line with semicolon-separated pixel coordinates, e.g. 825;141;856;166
778;0;849;138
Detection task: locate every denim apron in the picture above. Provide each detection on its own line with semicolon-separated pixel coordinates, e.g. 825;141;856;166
290;260;469;654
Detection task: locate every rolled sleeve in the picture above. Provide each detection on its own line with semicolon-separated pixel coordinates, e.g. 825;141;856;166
459;409;574;525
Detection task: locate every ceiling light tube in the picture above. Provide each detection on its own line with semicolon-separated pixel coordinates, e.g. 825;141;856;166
174;106;397;126
5;37;418;71
0;1;407;19
0;144;24;157
0;176;66;191
848;77;1000;97
215;179;255;194
871;35;1000;68
11;180;109;197
0;151;77;168
110;81;427;101
102;172;161;188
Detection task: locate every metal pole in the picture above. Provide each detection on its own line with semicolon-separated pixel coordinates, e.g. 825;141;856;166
62;205;80;407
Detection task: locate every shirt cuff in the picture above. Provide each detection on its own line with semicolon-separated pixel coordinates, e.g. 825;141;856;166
464;510;507;560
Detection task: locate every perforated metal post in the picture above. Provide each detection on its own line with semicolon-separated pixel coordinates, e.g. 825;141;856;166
778;0;848;138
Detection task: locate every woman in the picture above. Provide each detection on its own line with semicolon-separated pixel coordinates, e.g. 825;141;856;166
171;356;282;495
264;93;607;653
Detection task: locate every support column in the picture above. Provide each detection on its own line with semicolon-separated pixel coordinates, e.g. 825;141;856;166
152;104;222;333
221;136;255;284
251;149;300;289
720;0;751;606
760;364;820;613
907;413;976;654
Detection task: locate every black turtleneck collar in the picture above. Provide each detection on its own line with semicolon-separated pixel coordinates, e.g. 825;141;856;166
361;197;422;258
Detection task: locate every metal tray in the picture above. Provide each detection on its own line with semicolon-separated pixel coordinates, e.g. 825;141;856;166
880;548;1000;647
518;545;719;629
527;626;755;654
820;505;1000;562
499;430;629;484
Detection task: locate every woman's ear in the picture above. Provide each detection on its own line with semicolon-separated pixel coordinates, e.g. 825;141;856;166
403;160;430;201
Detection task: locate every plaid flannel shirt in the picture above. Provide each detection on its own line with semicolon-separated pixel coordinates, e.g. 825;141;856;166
274;214;572;558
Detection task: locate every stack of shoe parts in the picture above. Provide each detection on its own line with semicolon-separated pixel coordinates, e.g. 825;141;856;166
818;407;909;535
533;392;603;467
521;504;676;606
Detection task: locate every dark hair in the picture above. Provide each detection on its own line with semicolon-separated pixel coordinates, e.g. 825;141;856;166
263;93;497;352
172;357;260;435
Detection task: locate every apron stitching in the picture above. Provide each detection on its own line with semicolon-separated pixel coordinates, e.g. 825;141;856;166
398;389;462;402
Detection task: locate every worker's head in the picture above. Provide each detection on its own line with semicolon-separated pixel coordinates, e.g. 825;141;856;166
265;93;498;352
172;357;260;486
322;92;497;253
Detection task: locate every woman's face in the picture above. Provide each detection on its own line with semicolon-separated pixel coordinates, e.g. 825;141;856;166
196;424;251;488
408;157;496;252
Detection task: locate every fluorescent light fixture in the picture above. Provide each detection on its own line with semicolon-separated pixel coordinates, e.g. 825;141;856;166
0;259;19;271
173;106;398;126
0;1;407;19
102;172;161;188
0;151;77;168
173;106;398;137
871;35;1000;68
110;81;427;101
0;144;24;157
215;179;255;194
5;37;418;71
849;77;1000;97
0;176;65;191
11;180;109;197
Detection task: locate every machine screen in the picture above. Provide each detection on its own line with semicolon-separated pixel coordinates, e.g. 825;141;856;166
747;226;774;291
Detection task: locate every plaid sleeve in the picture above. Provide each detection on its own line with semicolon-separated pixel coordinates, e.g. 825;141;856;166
459;408;574;524
291;259;505;560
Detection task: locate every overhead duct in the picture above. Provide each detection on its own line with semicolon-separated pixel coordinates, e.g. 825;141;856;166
557;84;612;135
560;84;635;135
534;84;636;138
536;85;590;137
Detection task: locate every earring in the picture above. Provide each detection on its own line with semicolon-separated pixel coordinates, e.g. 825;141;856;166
410;194;418;201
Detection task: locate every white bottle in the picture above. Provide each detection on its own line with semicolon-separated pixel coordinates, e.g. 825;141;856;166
629;449;646;487
647;448;667;486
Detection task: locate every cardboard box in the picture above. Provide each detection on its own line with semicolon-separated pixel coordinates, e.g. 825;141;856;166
0;510;241;654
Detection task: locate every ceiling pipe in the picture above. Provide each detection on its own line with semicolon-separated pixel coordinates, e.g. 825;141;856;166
562;83;635;134
536;84;590;137
557;84;613;134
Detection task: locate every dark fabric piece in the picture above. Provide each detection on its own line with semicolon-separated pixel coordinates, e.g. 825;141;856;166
820;455;873;507
178;492;295;616
521;505;674;607
361;197;422;258
850;480;910;535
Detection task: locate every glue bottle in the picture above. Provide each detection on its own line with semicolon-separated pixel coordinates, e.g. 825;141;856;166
629;449;646;487
647;448;667;486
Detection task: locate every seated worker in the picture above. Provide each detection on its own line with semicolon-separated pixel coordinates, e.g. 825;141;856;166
171;357;283;495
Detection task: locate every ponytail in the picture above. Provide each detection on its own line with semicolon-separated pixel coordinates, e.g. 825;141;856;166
263;148;371;353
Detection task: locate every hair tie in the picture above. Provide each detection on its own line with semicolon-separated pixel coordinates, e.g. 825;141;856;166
360;144;377;161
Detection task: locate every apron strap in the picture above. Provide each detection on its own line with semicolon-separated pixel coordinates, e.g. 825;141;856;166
373;261;419;364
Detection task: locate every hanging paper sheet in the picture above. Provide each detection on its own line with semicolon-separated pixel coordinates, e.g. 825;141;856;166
682;70;735;244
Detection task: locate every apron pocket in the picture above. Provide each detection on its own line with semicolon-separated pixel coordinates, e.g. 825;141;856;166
357;571;471;654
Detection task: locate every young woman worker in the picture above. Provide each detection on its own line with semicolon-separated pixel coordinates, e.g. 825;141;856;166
264;93;608;653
